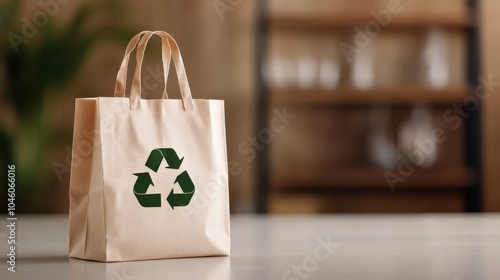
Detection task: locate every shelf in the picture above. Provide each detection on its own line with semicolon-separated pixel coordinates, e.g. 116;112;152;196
257;1;482;213
269;85;471;105
269;11;472;30
271;167;474;190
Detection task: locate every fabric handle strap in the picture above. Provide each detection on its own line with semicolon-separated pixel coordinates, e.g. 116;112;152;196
113;31;172;99
129;31;194;111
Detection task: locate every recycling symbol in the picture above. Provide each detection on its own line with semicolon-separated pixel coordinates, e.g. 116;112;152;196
133;148;195;209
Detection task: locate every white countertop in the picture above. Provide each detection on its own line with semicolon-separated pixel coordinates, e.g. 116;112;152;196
1;214;499;279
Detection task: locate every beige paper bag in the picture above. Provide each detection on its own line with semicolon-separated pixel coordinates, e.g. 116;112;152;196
68;31;230;262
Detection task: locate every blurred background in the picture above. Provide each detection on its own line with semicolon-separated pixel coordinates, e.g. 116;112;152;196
1;0;499;214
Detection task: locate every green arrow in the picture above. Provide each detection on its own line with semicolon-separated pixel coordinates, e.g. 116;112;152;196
166;171;195;209
145;148;184;172
133;172;161;207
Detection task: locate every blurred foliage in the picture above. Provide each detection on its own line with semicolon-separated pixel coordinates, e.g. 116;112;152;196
0;0;138;212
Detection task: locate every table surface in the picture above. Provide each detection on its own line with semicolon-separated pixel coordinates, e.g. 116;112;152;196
1;214;499;280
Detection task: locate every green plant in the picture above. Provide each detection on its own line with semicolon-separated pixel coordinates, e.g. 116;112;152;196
0;0;137;212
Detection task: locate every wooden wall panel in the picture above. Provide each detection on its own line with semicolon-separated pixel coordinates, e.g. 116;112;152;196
481;0;500;212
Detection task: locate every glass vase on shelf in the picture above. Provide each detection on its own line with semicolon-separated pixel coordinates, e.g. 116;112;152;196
398;104;438;169
318;37;340;91
421;26;450;89
263;54;295;89
296;53;317;90
350;44;375;90
367;105;398;170
263;33;296;89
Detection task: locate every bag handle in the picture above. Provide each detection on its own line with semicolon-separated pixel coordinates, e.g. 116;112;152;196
113;31;172;99
129;31;195;111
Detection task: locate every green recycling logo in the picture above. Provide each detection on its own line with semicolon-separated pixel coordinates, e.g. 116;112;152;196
133;148;195;209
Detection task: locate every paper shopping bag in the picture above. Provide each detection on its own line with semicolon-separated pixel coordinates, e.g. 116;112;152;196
68;31;230;262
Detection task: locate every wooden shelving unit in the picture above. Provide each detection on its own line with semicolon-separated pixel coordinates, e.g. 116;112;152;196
271;167;474;190
269;11;472;30
255;0;482;213
270;85;471;105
